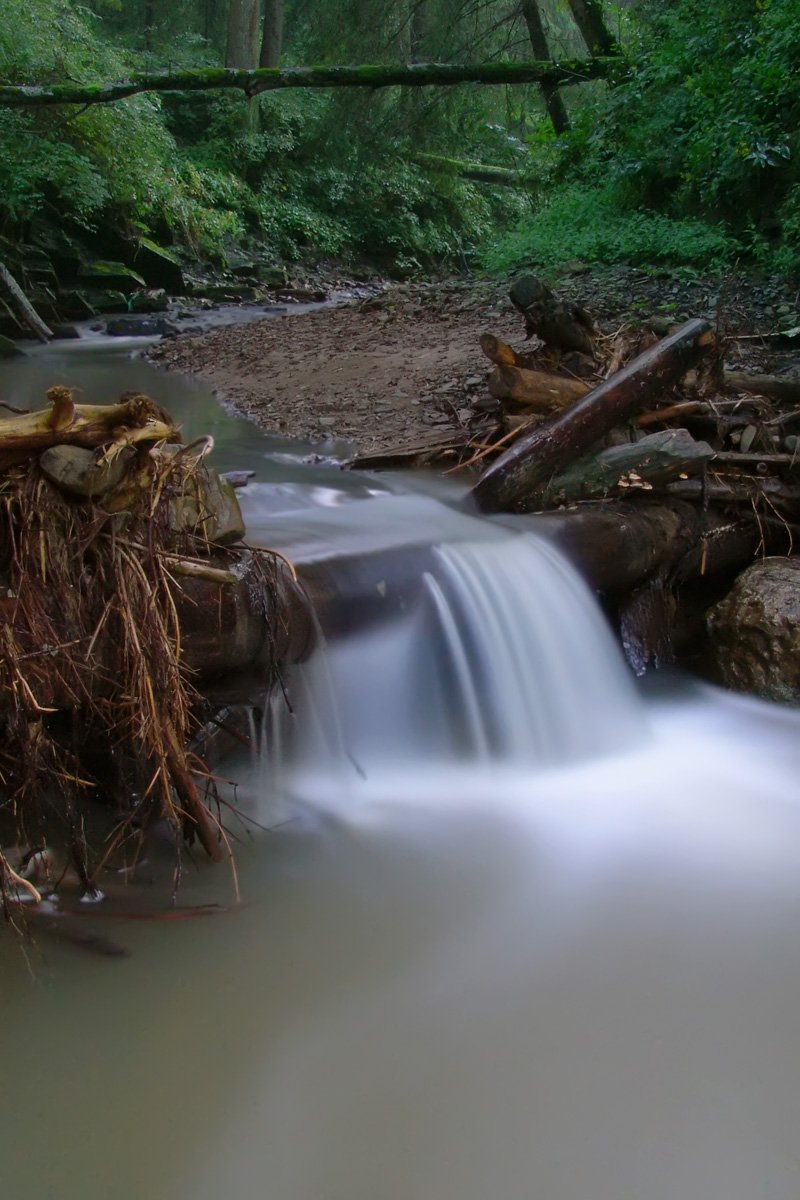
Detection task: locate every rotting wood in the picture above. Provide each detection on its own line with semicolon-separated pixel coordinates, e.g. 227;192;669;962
509;276;596;354
723;370;800;404
487;363;590;412
471;318;715;512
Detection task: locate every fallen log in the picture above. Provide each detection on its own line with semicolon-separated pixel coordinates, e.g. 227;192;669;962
0;58;617;109
666;477;800;506
509;276;595;354
487;363;590;411
724;370;800;404
471;318;715;512
0;260;52;342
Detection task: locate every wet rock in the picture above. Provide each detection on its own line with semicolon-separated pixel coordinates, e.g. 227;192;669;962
106;316;175;338
50;323;81;340
168;463;245;546
39;445;136;498
130;289;169;314
707;557;800;703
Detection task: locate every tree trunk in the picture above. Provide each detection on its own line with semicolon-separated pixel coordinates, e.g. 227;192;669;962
520;0;570;135
0;261;52;342
259;0;284;68
0;59;615;108
566;0;619;56
471;318;714;512
226;0;261;68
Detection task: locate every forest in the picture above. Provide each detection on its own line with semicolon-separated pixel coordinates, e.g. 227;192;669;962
0;0;798;288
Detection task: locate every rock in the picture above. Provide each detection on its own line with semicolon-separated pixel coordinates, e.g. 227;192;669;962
106;316;175;338
707;557;800;703
50;323;81;340
133;238;185;293
257;265;288;287
0;334;24;357
39;445;136;498
78;261;147;293
168;463;245;546
79;289;130;314
130;289;169;314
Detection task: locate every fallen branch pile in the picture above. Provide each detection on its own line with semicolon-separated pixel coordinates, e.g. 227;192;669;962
0;388;308;927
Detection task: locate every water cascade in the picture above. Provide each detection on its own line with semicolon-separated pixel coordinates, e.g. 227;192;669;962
4;345;800;1200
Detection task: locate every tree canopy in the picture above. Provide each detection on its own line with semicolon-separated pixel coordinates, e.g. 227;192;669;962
0;0;797;276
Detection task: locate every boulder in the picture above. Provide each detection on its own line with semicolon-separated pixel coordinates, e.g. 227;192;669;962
707;557;800;703
133;238;185;293
78;261;147;294
106;316;175;338
39;445;136;498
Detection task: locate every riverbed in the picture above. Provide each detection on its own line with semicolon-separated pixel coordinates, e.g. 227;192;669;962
3;335;800;1200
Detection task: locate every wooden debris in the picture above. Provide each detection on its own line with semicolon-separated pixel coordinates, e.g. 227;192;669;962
487;363;590;412
472;318;715;511
509;276;596;354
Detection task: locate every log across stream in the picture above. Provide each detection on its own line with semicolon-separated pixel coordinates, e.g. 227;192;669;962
3;333;800;1200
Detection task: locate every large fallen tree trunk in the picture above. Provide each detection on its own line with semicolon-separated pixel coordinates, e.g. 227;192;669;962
471;318;714;512
0;58;617;108
0;260;52;342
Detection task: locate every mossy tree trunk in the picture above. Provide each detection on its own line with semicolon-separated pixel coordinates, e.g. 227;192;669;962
0;58;616;108
520;0;570;135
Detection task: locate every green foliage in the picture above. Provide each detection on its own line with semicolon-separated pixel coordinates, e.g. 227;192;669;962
482;185;735;272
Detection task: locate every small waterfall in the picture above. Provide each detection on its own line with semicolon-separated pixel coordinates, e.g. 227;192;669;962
268;526;645;797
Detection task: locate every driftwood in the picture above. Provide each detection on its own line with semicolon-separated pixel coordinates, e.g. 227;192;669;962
0;260;52;342
723;370;800;403
0;388;175;467
472;318;715;511
509;276;595;354
487;364;589;411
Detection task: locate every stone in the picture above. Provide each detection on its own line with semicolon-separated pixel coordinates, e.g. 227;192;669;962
106;316;175;338
130;289;169;314
707;557;800;703
78;261;147;293
168;463;245;546
39;445;135;498
50;323;81;340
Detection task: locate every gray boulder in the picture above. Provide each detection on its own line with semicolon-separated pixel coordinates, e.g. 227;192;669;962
707;556;800;703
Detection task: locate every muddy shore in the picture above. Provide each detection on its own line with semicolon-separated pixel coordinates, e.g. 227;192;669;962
148;267;800;455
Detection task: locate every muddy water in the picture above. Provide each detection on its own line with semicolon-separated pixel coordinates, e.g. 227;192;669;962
3;340;800;1200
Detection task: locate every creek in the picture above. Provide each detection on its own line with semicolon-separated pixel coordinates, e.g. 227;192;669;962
3;331;800;1200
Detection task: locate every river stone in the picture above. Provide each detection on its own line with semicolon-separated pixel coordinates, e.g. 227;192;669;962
707;557;800;703
40;445;136;498
168;464;245;546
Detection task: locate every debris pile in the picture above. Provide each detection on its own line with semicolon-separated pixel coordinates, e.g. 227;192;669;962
0;387;306;930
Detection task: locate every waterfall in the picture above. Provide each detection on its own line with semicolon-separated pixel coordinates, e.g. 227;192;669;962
265;522;645;802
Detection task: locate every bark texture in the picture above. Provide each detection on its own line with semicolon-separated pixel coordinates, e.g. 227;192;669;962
520;0;571;134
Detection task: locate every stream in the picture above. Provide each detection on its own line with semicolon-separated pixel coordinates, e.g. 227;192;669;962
3;331;800;1200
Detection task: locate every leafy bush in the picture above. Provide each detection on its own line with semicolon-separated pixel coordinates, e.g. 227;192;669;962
482;186;736;273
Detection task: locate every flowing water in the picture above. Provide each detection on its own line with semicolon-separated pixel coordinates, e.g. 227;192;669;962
3;336;800;1200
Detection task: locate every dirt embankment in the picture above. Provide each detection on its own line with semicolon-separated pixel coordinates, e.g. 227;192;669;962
149;268;800;454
